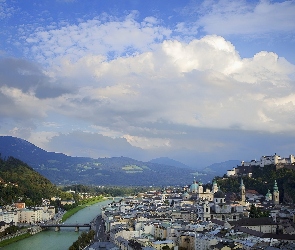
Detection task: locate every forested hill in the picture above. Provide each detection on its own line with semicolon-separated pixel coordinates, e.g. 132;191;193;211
0;156;59;205
216;165;295;203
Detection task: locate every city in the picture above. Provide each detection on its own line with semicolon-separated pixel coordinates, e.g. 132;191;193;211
1;153;295;249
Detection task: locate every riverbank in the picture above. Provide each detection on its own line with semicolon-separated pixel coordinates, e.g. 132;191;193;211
61;196;108;222
0;226;43;248
0;233;31;248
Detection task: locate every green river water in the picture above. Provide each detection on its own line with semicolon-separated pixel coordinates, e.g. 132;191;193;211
2;199;112;250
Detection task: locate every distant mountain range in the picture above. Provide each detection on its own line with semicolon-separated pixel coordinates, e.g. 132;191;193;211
0;136;240;186
0;136;213;186
202;160;241;176
149;157;193;169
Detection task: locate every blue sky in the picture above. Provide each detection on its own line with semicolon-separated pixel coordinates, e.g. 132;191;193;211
0;0;295;168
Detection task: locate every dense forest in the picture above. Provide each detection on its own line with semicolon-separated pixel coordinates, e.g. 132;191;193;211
215;165;295;203
0;156;61;206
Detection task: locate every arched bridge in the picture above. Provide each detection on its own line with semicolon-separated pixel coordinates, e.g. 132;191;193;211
39;223;91;232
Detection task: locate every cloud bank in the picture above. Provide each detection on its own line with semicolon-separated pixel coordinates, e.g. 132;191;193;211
1;1;295;167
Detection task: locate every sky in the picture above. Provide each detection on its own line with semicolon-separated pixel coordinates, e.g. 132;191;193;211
0;0;295;169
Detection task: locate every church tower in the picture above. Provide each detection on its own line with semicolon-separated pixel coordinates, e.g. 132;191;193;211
212;180;218;193
161;190;167;202
197;181;203;194
265;189;272;202
273;180;279;205
203;200;211;221
190;178;198;194
240;178;246;204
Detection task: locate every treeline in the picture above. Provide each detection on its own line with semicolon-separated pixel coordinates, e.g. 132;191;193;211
62;184;154;197
215;164;295;203
68;230;95;250
0;225;24;238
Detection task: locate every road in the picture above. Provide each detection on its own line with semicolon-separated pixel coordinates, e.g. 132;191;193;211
93;215;106;242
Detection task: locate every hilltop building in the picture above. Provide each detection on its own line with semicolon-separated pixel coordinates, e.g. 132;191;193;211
227;153;295;177
241;153;295;167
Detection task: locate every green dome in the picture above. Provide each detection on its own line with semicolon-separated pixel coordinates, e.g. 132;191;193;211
190;180;198;192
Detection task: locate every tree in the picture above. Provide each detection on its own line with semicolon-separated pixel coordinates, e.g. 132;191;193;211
249;204;270;218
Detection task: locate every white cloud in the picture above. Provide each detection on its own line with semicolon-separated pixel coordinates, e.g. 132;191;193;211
0;86;48;119
36;35;295;150
1;2;295;167
46;131;144;158
124;134;171;150
23;15;172;65
3;33;295;153
195;0;295;35
28;131;59;150
0;0;14;19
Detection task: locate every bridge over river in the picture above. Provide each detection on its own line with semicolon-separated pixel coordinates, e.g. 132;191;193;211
39;223;91;232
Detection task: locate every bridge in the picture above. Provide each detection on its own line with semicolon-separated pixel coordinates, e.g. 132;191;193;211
39;223;91;232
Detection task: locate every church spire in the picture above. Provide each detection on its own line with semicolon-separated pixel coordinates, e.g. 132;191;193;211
212;179;218;193
273;180;279;205
240;178;245;204
274;180;278;192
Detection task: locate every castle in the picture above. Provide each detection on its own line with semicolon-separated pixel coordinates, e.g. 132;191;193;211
227;153;295;177
241;153;295;167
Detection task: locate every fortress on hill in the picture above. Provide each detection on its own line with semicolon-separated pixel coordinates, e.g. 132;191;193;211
227;153;295;177
241;153;295;168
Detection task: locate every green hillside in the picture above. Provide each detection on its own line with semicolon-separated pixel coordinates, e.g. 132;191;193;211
216;165;295;203
0;156;60;205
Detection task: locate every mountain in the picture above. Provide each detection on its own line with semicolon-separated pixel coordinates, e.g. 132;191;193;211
0;156;59;204
149;157;193;169
0;136;206;186
202;160;241;176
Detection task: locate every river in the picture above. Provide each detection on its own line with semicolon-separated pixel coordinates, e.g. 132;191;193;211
2;199;112;250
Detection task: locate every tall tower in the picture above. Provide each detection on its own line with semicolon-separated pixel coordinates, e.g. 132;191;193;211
240;178;246;204
197;181;203;194
212;180;218;193
265;189;272;202
161;189;167;202
273;180;280;205
203;200;210;221
190;178;198;194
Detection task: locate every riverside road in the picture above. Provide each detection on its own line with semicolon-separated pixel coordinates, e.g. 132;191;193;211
93;215;106;242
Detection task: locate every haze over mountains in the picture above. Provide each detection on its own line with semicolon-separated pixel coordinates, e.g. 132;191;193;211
0;136;240;186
